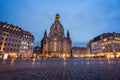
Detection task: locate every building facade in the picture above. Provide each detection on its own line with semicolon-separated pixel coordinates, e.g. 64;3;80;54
33;46;41;57
72;46;87;57
41;14;72;57
87;32;120;57
20;30;34;58
0;22;34;58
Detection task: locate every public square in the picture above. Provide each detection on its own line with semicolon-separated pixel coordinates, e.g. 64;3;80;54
0;58;120;80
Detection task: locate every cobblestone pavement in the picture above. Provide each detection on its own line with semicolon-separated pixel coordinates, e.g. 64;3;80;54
0;58;120;80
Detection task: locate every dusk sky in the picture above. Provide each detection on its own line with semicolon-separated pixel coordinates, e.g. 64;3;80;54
0;0;120;47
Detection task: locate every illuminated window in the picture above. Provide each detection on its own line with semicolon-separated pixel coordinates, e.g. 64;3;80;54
102;46;105;49
108;41;111;44
103;38;107;41
3;25;5;27
22;42;24;44
115;37;118;40
54;38;57;41
31;43;33;46
13;28;16;30
24;46;26;49
54;42;56;51
102;43;104;45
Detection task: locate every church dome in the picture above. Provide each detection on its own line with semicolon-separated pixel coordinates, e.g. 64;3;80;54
49;14;64;37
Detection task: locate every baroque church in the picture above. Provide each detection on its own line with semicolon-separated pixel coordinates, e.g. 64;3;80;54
41;14;72;57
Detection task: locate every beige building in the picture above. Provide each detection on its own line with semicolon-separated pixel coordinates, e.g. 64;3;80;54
20;30;34;57
41;14;72;58
0;22;34;58
87;32;120;58
72;46;87;57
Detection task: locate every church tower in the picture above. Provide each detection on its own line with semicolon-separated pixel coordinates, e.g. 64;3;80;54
41;14;72;58
44;30;47;38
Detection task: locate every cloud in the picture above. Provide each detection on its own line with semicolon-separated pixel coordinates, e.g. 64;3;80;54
0;0;120;47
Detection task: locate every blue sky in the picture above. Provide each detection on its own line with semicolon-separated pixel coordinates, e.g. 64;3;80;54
0;0;120;47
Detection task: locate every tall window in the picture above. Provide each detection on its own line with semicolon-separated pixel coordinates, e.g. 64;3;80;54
54;42;56;52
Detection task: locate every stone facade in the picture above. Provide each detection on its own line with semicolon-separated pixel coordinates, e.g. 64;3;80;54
0;22;34;58
87;32;120;57
72;46;87;57
41;14;72;57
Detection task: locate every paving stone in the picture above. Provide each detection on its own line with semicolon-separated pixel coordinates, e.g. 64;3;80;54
0;58;120;80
